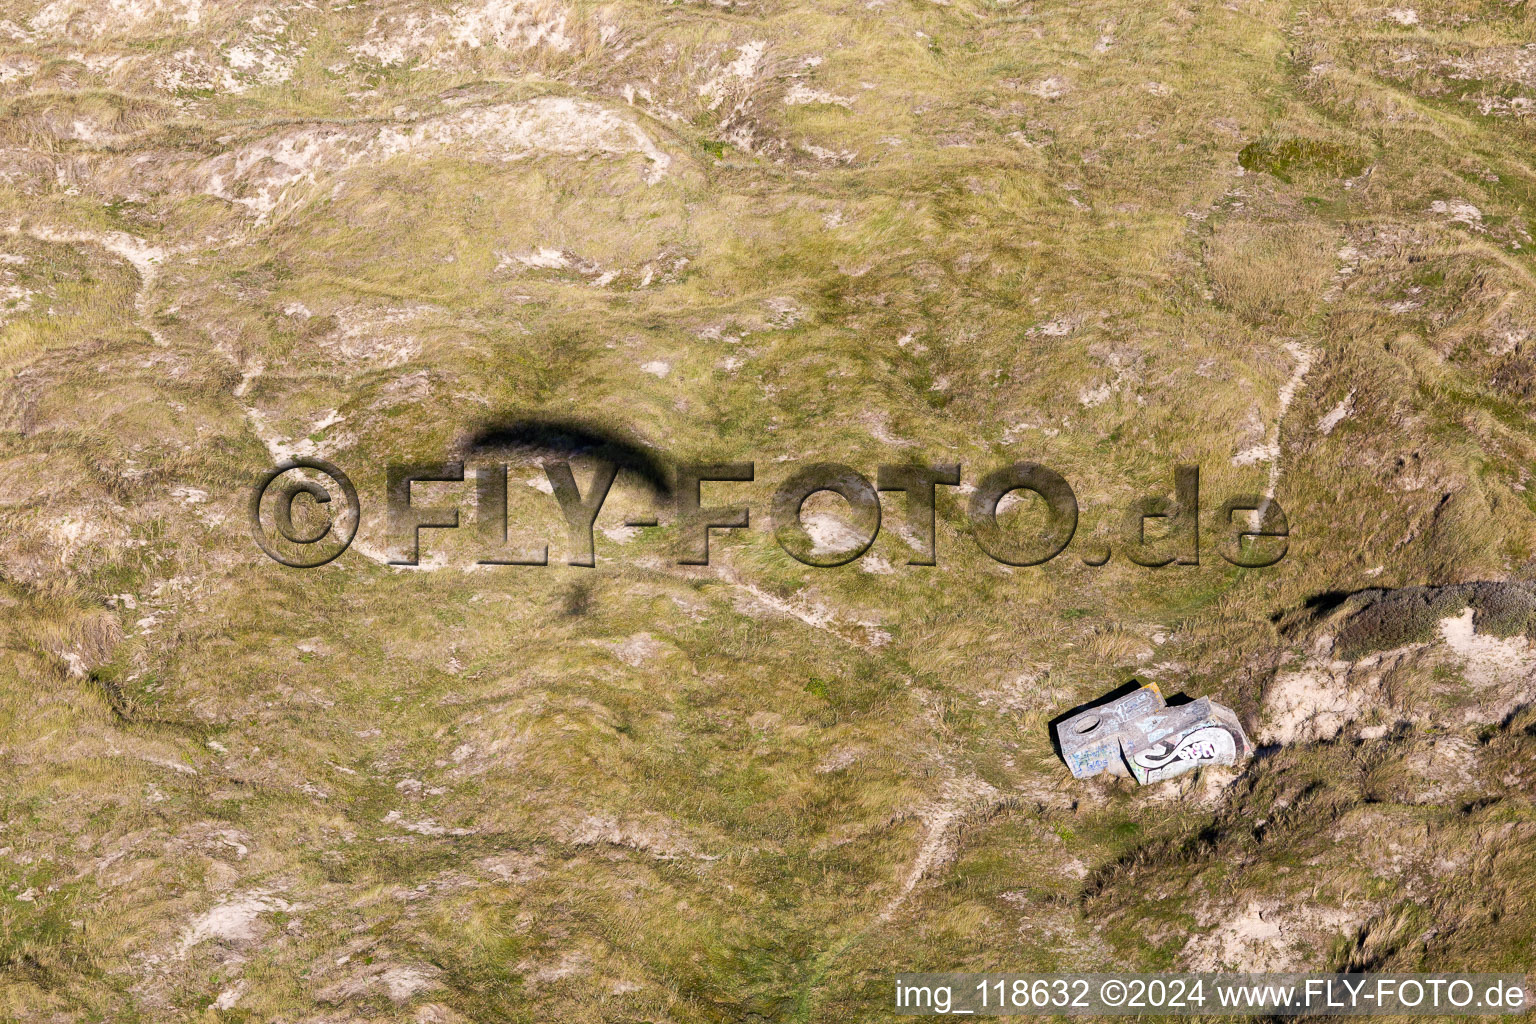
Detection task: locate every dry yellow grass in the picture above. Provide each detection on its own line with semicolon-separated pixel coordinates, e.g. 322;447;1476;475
0;0;1533;1019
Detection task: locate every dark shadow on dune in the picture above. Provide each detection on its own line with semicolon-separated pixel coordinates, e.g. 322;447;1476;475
455;416;672;498
1300;588;1356;616
1269;587;1361;626
1271;580;1536;657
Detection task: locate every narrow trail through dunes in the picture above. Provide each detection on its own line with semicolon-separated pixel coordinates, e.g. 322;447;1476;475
1232;339;1315;500
5;224;173;343
877;774;1001;923
197;97;675;222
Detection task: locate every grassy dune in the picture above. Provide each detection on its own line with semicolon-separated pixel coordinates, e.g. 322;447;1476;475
0;0;1533;1019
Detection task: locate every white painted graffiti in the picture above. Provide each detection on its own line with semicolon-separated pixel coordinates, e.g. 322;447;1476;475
1132;726;1237;773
